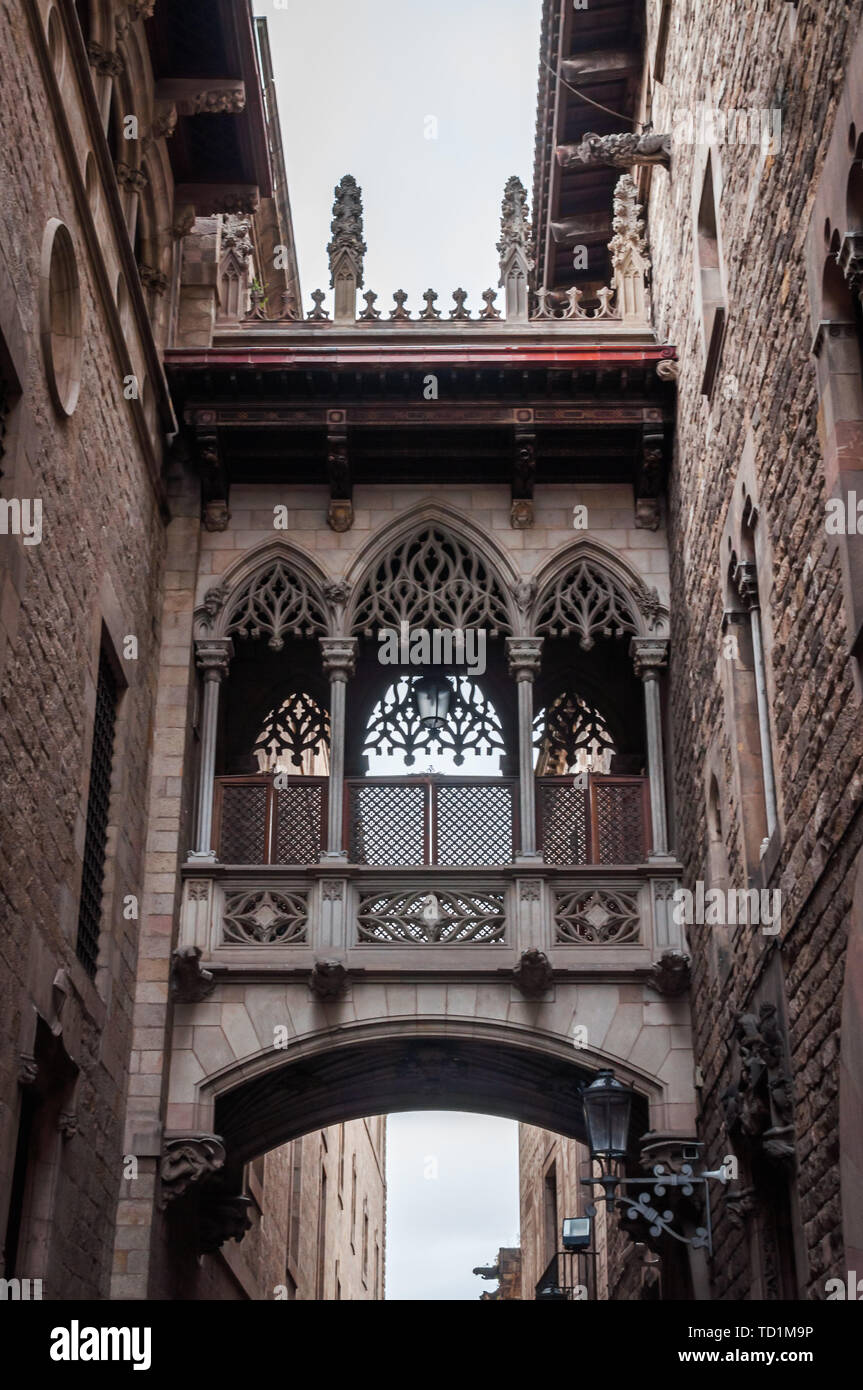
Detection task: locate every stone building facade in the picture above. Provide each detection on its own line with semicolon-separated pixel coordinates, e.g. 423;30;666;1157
193;1118;385;1302
532;0;863;1300
2;0;861;1305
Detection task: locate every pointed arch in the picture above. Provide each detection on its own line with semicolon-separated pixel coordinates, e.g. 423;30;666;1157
344;504;518;637
531;539;667;647
195;540;334;645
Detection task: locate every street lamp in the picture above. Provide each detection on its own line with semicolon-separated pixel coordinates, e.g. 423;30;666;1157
579;1069;731;1254
582;1069;634;1166
414;673;452;729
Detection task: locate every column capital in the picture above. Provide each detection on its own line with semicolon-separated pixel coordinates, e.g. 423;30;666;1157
506;636;543;679
629;636;669;678
319;636;358;679
195;637;233;680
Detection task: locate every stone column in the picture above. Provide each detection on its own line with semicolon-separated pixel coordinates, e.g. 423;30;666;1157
506;637;543;862
188;638;233;862
735;564;778;841
630;638;673;861
320;637;358;862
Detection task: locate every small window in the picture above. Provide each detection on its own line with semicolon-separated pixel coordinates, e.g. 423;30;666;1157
697;158;727;395
76;647;119;977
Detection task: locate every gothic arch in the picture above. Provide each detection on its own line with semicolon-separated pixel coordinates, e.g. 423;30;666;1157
344;504;519;637
195;540;335;644
530;539;668;647
187;1016;664;1162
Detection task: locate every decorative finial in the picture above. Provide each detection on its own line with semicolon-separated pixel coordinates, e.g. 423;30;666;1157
327;174;366;290
420;289;441;319
608;173;651;324
390;289;411;320
479;288;501;320
497;175;534;322
307;288;330;320
449;288;471;319
358;290;381;320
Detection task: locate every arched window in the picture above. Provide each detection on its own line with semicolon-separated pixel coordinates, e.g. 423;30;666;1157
253;690;330;776
362;675;505;775
533;691;615;774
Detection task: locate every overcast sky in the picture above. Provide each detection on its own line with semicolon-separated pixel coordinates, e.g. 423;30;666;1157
385;1112;520;1301
255;0;542;1299
255;0;543;316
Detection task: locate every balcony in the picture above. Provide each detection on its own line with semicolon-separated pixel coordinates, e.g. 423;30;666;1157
212;772;650;868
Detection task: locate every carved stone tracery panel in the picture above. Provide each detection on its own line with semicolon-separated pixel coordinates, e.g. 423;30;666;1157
223;561;328;649
357;889;506;943
554;888;641;944
222;889;309;944
351;527;513;636
535;560;643;647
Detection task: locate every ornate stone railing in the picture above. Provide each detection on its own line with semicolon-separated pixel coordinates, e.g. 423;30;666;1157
177;870;684;962
238;172;651;332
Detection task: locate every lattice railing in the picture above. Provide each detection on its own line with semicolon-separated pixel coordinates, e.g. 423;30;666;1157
347;777;517;867
215;776;328;865
213;773;645;867
537;775;649;866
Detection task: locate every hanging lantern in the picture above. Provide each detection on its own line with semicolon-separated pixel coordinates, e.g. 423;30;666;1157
581;1069;634;1163
414;674;452;729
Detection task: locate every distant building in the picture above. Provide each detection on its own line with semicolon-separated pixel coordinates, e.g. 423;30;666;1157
474;1247;522;1301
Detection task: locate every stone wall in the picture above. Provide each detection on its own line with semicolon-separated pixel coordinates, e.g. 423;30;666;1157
0;0;166;1297
644;0;863;1298
172;1119;386;1300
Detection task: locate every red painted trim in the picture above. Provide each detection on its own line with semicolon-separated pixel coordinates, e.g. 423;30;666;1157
165;344;678;371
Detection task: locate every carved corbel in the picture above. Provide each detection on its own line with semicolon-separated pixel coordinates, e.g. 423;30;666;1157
170;946;215;1003
637;427;666;502
58;1111;78;1140
511;418;536;529
87;41;125;78
155;79;246;117
193;583;230;640
18;1052;38;1086
513;948;554;997
198;1193;253;1253
158;1134;226;1207
192;427;230;529
326;410;352;531
309;958;349;1000
556;131;671;171
646;950;691;996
